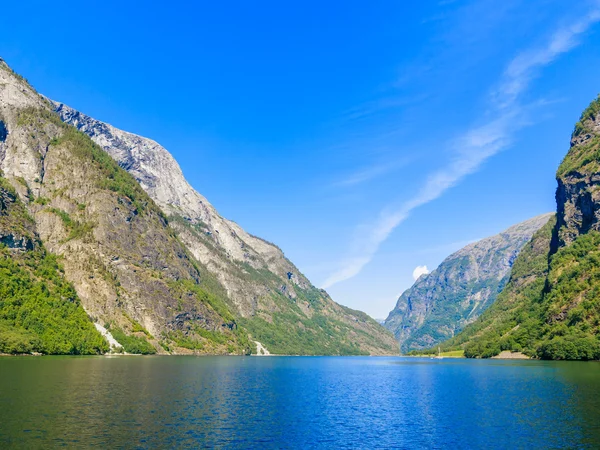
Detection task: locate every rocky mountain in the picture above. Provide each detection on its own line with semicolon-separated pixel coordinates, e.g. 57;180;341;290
0;59;253;355
0;57;397;355
440;96;600;360
384;214;552;353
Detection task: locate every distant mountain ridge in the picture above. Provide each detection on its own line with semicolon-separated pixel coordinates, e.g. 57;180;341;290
384;214;552;353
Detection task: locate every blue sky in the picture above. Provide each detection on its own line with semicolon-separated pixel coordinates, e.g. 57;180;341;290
2;0;600;318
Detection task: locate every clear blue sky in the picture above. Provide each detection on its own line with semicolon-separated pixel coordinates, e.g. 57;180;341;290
3;0;600;318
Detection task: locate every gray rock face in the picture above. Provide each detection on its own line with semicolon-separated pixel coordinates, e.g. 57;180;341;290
52;102;310;313
555;102;600;250
0;184;36;251
384;213;553;353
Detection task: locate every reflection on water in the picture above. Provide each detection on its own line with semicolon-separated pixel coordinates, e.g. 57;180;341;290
0;356;599;448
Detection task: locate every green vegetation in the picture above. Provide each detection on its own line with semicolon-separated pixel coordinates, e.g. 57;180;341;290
240;311;367;356
451;96;600;360
7;87;394;357
558;95;600;177
385;216;553;354
438;97;600;360
0;245;108;354
51;126;152;215
168;279;235;322
440;349;464;357
48;207;72;226
34;197;50;205
166;326;251;355
13;107;252;355
237;270;392;355
407;349;464;357
0;175;107;355
165;256;252;354
124;314;153;338
170;216;333;354
47;207;94;241
108;327;156;354
401;273;506;353
573;95;600;137
170;212;397;355
557;135;600;177
0;178;36;240
538;335;600;360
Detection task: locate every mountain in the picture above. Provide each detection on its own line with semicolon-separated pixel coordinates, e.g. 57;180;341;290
384;214;552;353
440;96;600;360
0;59;252;355
0;57;397;355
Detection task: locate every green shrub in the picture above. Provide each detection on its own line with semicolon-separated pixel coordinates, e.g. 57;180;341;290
0;246;108;355
34;197;50;205
538;336;600;360
109;327;156;354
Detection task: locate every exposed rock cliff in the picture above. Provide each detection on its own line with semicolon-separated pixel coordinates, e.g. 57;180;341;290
384;214;552;353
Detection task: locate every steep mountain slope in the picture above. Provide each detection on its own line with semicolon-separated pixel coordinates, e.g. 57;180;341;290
0;58;250;355
51;101;397;356
384;214;552;352
0;57;396;355
0;175;108;354
441;96;600;360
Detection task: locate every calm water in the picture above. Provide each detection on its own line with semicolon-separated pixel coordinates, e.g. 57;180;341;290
1;357;599;449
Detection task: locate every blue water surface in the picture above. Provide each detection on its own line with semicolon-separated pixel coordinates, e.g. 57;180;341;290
0;356;599;448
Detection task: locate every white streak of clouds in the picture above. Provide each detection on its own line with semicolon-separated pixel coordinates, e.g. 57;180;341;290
333;157;412;187
321;10;600;289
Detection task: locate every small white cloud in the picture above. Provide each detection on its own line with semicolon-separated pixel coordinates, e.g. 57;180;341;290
412;265;430;281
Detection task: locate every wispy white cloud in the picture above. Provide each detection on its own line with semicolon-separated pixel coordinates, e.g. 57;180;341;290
494;8;600;109
332;157;412;188
321;9;600;289
342;93;432;121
